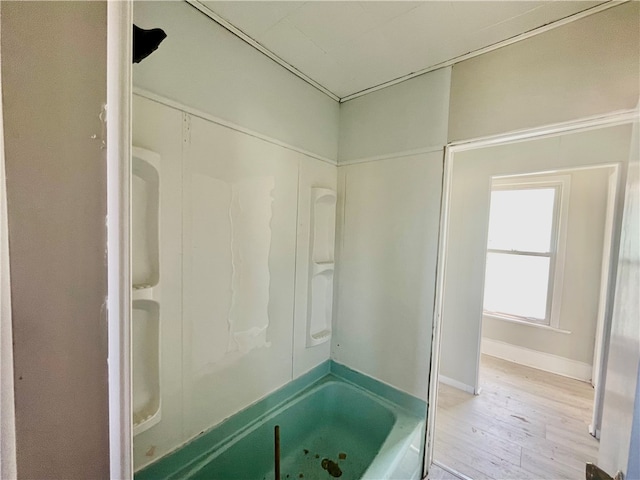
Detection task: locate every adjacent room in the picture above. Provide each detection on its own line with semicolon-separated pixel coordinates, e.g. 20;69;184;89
0;1;638;479
434;132;627;479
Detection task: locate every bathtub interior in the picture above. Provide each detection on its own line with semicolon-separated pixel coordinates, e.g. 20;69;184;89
182;381;396;480
136;368;425;480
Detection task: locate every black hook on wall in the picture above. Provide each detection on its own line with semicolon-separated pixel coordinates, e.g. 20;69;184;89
133;24;167;64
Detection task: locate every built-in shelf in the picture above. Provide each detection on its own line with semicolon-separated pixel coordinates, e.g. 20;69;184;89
132;299;161;435
313;262;334;275
132;285;156;302
132;146;162;436
132;147;160;288
307;188;337;347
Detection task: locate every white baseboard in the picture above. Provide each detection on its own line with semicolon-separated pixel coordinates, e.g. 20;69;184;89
438;375;476;394
482;338;592;382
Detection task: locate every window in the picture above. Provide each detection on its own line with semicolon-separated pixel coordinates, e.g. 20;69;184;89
482;174;570;328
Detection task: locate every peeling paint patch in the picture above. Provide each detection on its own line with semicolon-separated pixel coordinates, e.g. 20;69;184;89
227;176;274;354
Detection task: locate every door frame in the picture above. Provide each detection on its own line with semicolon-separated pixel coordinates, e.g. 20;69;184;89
590;167;621;438
423;107;639;479
107;1;133;479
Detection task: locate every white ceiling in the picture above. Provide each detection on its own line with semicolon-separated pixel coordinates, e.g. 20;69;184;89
198;1;605;99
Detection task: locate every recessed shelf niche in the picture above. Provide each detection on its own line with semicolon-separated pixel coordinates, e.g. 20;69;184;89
132;146;162;436
132;299;161;435
132;147;160;289
307;188;337;347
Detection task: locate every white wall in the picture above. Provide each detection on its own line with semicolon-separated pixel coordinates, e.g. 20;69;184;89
440;125;633;390
132;2;340;468
448;1;639;142
335;68;450;399
1;2;110;478
180;110;301;442
133;1;339;161
334;153;442;399
481;167;612;372
132;94;337;469
626;359;640;479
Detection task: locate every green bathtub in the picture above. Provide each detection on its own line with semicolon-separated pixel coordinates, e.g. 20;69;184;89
136;367;425;480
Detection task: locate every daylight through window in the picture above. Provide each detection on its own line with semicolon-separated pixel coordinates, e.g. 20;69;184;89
482;176;569;327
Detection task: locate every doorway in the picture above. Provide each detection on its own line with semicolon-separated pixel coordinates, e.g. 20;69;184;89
424;116;635;480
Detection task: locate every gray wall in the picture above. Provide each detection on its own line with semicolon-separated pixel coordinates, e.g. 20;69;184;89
448;1;639;142
0;3;17;475
1;2;110;478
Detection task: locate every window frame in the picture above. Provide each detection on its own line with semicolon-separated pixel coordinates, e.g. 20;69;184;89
483;173;571;329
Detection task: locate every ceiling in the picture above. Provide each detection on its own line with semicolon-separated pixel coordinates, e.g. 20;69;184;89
197;1;606;100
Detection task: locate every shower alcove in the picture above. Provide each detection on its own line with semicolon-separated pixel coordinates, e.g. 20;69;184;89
132;146;161;435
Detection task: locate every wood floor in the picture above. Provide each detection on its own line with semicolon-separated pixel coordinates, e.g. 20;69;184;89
428;463;466;480
432;354;598;480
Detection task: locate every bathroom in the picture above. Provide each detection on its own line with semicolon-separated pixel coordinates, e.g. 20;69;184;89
0;1;638;479
129;2;436;476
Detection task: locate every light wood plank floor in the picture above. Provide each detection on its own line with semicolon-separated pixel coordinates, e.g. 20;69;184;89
433;354;598;480
428;463;464;480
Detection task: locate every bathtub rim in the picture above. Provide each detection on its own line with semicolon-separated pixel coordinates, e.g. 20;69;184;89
135;360;426;480
171;376;404;479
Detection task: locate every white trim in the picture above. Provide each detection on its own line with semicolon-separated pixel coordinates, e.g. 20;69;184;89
449;109;639;152
185;0;340;102
481;338;593;382
590;166;621;438
592;153;629;438
483;313;571;334
338;145;444;167
423;145;451;479
132;87;338;167
107;2;133;479
341;1;627;102
438;375;476;395
592;167;620;388
491;163;623;181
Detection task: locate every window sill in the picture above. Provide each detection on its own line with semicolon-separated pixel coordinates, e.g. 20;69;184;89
483;313;572;334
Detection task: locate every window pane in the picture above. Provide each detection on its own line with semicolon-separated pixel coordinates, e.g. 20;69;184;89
483;252;550;321
487;188;556;253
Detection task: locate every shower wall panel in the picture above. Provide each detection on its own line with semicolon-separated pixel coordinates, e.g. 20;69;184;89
334;153;443;400
132;299;161;434
182;114;300;442
132;94;335;471
132;96;184;470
